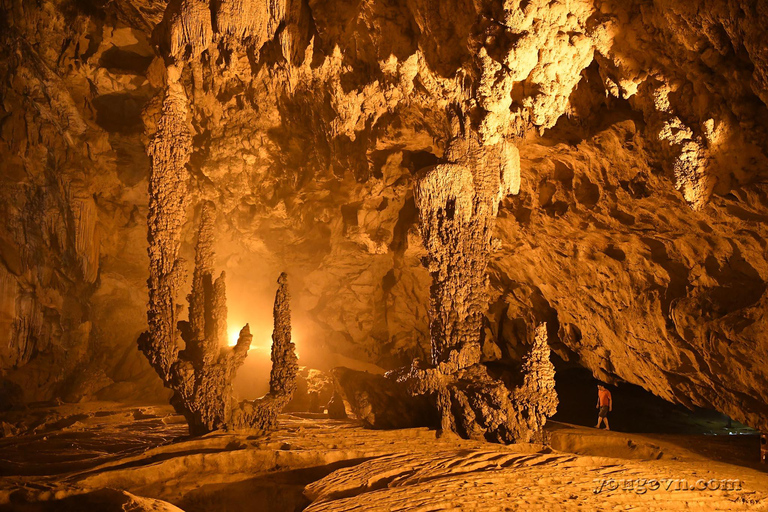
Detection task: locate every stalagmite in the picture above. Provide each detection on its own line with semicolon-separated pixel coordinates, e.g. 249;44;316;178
268;272;298;402
391;118;558;443
231;272;299;432
138;66;297;435
162;201;252;434
139;197;299;434
513;323;559;441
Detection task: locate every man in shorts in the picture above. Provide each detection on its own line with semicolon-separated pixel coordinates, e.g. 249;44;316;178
596;384;612;430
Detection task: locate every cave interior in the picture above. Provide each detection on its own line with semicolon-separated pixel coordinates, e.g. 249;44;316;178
1;0;768;510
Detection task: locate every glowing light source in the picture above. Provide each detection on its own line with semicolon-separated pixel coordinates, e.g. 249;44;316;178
227;327;240;347
227;325;299;359
228;328;241;347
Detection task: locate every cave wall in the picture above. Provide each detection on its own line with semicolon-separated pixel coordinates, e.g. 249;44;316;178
1;0;767;429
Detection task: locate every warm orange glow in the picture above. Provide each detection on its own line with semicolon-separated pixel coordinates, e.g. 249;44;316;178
227;325;299;359
228;328;241;347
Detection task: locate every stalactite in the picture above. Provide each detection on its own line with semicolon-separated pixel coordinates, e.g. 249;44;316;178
393;118;557;444
164;0;213;61
0;266;17;365
69;188;99;285
157;0;287;63
214;0;286;45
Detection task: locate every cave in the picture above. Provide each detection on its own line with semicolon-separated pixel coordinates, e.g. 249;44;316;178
2;0;768;510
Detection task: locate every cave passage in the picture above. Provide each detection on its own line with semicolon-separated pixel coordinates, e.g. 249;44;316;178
551;355;757;436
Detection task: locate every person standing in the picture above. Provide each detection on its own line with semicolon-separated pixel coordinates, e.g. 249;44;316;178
596;384;612;430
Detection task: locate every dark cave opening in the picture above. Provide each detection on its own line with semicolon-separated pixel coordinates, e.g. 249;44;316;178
551;353;757;436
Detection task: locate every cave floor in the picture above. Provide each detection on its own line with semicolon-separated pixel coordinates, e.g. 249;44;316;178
0;402;767;511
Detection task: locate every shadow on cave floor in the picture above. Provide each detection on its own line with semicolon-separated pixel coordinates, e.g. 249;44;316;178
550;357;763;470
0;459;370;512
177;458;373;512
0;402;188;476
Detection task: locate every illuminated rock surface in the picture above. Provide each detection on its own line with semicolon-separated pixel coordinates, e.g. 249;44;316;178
3;0;768;508
1;0;768;442
0;403;767;511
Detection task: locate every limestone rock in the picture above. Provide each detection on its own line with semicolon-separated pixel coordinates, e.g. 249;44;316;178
326;390;348;419
2;0;768;432
286;367;334;413
332;367;437;429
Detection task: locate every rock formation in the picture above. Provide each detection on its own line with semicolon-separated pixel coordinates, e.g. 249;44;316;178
336;321;557;443
387;323;558;443
233;271;300;432
285;367;334;413
326;391;347;419
138;182;297;433
2;0;768;433
268;273;299;402
333;366;437;429
139;64;192;389
380;115;558;443
413;119;519;372
515;323;559;439
140;199;245;434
